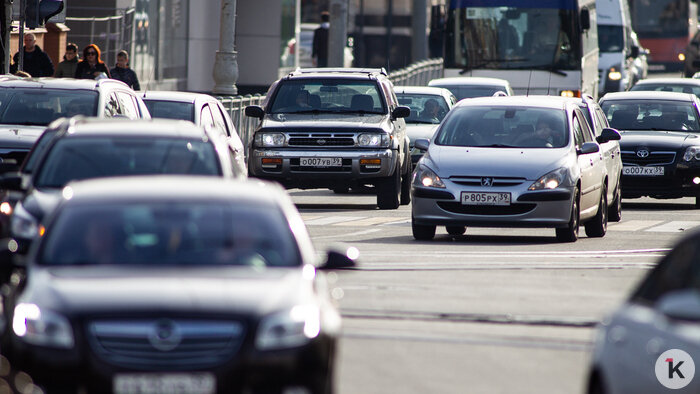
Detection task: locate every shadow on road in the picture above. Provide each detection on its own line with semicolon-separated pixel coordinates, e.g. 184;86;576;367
296;203;380;211
622;201;695;211
364;234;564;246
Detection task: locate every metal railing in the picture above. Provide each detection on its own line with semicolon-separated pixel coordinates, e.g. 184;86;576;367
218;58;444;152
65;8;135;67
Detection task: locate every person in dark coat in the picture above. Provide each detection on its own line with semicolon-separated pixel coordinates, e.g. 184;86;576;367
10;33;54;77
109;50;140;90
54;42;79;78
312;11;330;67
75;44;111;80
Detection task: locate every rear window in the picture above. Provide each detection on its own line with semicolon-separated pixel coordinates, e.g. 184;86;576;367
144;100;195;122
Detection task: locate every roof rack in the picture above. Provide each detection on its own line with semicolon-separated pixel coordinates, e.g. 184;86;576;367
288;67;388;77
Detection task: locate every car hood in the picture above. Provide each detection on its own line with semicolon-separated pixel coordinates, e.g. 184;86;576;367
406;124;439;145
262;113;388;128
426;145;567;180
619;130;699;150
23;266;313;317
21;188;62;222
0;125;44;149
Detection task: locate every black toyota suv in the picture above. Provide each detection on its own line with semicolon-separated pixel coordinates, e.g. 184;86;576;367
245;68;412;209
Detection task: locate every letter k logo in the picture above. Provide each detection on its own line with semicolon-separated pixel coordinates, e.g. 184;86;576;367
667;358;685;379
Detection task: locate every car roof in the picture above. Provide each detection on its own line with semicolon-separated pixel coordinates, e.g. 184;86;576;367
429;77;510;87
63;176;286;206
284;67;388;80
141;90;219;104
633;78;700;86
60;118;208;139
394;86;454;96
600;91;696;102
452;95;568;110
0;77;129;90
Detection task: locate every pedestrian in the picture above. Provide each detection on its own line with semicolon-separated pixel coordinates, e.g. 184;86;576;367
74;44;111;80
312;11;330;67
9;33;54;77
109;50;140;90
54;42;79;78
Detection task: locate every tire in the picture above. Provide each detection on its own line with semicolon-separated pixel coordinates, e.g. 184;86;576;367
608;183;622;222
412;218;436;240
376;165;401;210
446;226;466;236
400;157;412;206
585;184;608;238
696;194;700;209
556;187;579;242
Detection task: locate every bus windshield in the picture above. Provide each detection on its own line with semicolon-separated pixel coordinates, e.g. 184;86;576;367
630;0;688;38
445;2;582;71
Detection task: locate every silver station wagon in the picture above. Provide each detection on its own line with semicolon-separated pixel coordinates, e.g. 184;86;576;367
411;96;620;242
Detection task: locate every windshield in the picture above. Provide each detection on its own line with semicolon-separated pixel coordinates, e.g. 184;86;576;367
34;137;222;188
397;93;449;124
39;202;301;267
144;100;195;122
433;106;569;148
630;0;688;38
598;25;624;53
269;79;386;114
601;99;700;131
445;2;581;70
0;88;98;126
21;129;58;174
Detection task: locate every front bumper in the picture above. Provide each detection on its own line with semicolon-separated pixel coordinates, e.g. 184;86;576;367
620;164;700;199
249;148;399;188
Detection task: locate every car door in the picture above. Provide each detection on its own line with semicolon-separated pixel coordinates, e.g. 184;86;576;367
594;105;622;201
573;112;602;216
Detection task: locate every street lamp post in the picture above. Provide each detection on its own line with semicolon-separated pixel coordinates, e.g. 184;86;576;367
213;0;238;95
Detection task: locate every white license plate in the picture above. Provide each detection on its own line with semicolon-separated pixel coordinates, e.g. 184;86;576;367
461;192;511;206
622;166;665;176
114;372;216;394
300;157;342;167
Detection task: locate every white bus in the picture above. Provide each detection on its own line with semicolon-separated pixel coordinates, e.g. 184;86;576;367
443;0;599;98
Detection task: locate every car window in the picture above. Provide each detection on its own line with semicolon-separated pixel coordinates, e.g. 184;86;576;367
104;93;121;117
572;116;585;148
0;89;98;125
576;112;594;143
433;106;568;148
34;137;222;188
594;107;610;129
39;202;302;268
20;129;58;173
200;105;215;129
397;93;450;124
206;103;229;137
269;79;385;114
116;92;140;119
601;99;700;132
144;100;194;122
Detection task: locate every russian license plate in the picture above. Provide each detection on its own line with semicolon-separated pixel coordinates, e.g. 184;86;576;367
113;372;216;394
622;166;664;176
300;157;342;167
461;192;511;206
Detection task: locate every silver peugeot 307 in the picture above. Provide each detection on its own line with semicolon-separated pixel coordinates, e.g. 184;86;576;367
411;96;620;242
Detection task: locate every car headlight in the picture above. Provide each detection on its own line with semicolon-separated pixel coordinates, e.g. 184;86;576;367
13;303;74;348
358;133;389;147
254;132;285;147
528;167;569;190
413;164;445;188
683;146;700;161
607;64;622;81
255;305;321;350
10;204;38;239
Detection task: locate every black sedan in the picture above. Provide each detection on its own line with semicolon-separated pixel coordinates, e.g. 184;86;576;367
1;176;355;393
600;91;700;207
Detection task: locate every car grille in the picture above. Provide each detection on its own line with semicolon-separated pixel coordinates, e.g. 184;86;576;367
437;202;536;215
288;133;355;147
449;176;526;187
290;158;352;172
621;151;676;166
87;319;245;370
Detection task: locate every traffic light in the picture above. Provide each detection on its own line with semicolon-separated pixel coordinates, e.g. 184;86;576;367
25;0;64;29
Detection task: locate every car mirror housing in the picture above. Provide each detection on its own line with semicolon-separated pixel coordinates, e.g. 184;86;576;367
392;106;410;120
414;138;430;151
657;289;700;321
597;128;621;144
577;142;599;155
245;105;265;119
320;245;358;270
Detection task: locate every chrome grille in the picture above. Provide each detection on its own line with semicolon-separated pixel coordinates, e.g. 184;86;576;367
621;151;676;166
449;176;526;187
88;319;245;370
287;133;356;147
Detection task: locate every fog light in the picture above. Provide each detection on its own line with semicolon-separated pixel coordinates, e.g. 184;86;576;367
360;159;381;165
693;177;700;185
679;53;686;62
262;158;282;164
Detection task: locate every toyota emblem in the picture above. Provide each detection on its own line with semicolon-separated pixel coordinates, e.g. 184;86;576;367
481;177;493;187
636;149;650;158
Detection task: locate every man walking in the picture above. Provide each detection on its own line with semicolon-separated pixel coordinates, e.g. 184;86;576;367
10;33;54;77
312;11;330;67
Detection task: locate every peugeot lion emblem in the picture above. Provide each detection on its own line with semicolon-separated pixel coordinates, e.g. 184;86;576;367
636;149;650;158
481;177;494;187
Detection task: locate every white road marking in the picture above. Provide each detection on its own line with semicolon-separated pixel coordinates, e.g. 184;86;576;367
304;216;365;225
644;221;700;233
334;216;402;226
608;220;664;231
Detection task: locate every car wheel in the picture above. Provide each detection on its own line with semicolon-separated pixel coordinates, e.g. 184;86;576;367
695;194;700;209
446;226;466;236
585;184;608;237
376;165;401;210
556;187;579;242
400;158;412;206
412;218;436;240
608;183;622;222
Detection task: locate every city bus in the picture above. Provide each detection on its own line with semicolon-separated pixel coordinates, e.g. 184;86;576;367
443;0;599;98
628;0;697;71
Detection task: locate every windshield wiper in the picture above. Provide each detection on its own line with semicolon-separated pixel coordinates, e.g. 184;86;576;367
347;109;382;115
479;144;518;148
286;109;345;115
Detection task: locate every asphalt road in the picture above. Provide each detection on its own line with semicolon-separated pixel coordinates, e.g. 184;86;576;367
291;188;695;394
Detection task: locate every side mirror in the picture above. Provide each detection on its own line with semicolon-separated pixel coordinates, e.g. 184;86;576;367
658;289;700;321
597;128;621;144
414;138;430;151
580;8;590;30
0;173;24;192
577;142;599;155
245;105;265;119
630;46;640;59
392;106;411;120
320;245;358;270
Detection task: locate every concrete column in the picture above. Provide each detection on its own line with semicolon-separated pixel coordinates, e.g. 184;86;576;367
328;0;347;68
213;0;238;95
412;0;428;62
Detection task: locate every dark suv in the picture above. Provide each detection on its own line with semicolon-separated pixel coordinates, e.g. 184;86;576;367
245;68;412;209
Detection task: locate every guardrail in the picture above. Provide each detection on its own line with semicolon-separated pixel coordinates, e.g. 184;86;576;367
218;58;444;154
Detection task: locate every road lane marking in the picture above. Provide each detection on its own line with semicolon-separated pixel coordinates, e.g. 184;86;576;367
334;216;401;226
644;221;700;233
304;216;365;225
608;220;664;231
